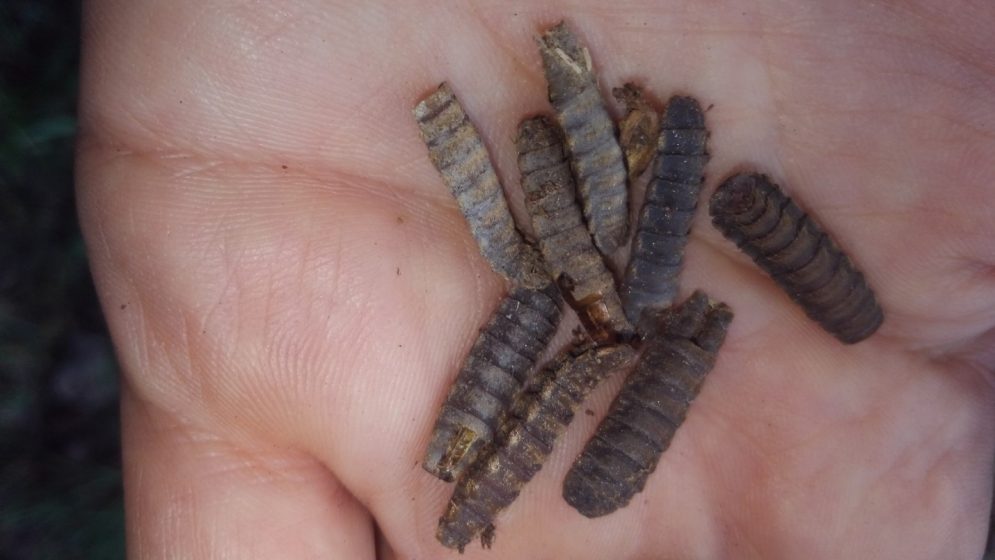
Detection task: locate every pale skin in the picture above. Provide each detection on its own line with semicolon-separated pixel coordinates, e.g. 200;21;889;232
77;1;995;558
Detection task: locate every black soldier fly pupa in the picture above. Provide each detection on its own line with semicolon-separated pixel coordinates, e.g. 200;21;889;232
423;284;563;482
538;22;629;255
413;83;547;289
620;95;710;329
709;172;883;344
516;115;633;342
437;341;636;551
563;291;732;518
415;84;565;481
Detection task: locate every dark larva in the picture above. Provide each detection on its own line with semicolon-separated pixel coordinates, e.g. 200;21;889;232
413;83;547;289
620;96;709;329
709;172;883;344
613;83;661;182
437;341;636;551
423;283;563;482
516;115;633;342
562;291;732;518
538;22;629;255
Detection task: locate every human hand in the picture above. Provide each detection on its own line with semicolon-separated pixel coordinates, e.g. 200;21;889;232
77;1;995;558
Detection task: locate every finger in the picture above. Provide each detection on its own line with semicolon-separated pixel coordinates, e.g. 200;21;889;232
121;385;375;559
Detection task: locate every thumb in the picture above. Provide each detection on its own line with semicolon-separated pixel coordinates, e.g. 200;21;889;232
120;386;375;558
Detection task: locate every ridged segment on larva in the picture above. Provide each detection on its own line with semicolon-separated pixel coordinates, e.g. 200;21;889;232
516;115;633;342
413;83;547;288
620;96;709;329
709;172;883;344
562;291;732;518
538;22;628;254
423;283;563;482
437;342;636;551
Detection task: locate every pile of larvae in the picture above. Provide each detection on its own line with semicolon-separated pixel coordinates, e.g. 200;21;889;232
413;21;883;553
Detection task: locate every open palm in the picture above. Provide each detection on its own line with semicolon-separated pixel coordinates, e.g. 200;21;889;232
77;1;995;558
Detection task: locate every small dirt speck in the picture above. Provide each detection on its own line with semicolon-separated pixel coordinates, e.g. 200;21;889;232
396;267;401;276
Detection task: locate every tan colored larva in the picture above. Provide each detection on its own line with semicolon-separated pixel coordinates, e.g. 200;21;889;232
413;83;547;289
415;84;566;482
538;22;629;255
423;284;563;482
437;341;636;551
516;115;633;342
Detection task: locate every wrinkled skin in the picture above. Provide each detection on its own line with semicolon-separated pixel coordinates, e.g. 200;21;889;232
77;1;995;558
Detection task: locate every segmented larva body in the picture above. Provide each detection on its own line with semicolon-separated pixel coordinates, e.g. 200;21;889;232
538;22;628;255
423;284;563;482
413;83;547;289
620;96;709;328
709;172;883;344
562;291;732;518
613;83;661;182
437;342;636;551
516;115;633;342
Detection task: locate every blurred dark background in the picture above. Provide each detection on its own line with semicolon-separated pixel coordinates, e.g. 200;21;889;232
1;1;125;558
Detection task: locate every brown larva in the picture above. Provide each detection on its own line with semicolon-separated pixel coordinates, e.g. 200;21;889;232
538;22;629;255
613;83;661;182
620;96;709;329
415;83;566;482
516;115;633;342
413;83;547;289
437;341;637;551
709;172;883;344
562;291;732;518
423;284;563;482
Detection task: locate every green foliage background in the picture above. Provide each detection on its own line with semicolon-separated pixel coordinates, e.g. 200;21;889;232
1;2;125;558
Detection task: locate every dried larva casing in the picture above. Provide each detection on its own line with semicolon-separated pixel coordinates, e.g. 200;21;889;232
516;115;633;342
423;283;563;482
620;96;709;328
437;341;637;551
613;83;661;181
709;172;884;344
538;22;629;255
562;291;732;518
413;83;547;289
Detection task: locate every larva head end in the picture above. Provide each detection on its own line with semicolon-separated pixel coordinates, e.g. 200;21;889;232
539;20;571;47
412;82;455;122
665;95;706;128
423;424;484;482
515;115;560;150
436;519;472;553
710;172;767;218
